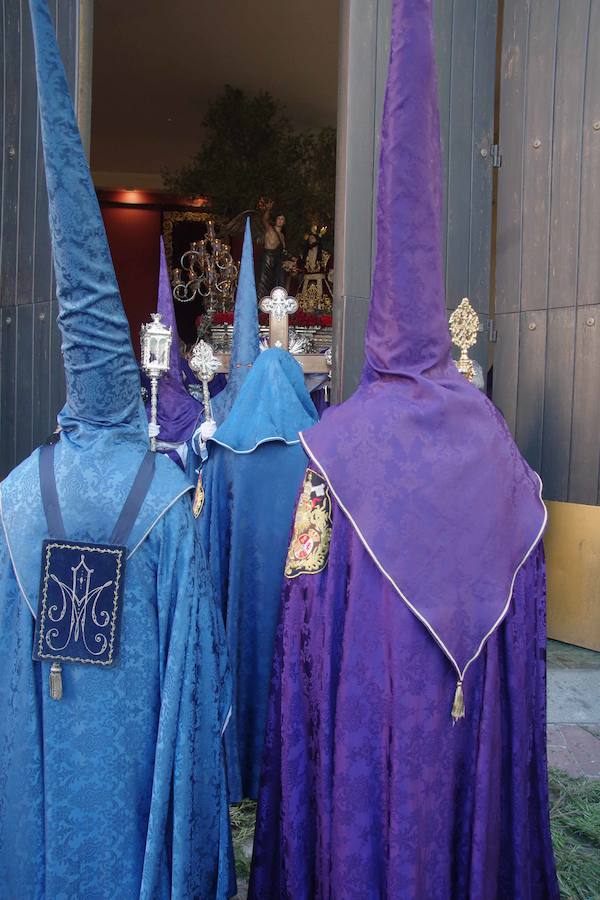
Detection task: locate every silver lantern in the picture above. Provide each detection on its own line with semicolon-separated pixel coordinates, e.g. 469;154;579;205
140;313;172;451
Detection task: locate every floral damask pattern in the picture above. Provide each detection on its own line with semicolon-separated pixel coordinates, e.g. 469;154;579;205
0;498;234;900
249;494;559;899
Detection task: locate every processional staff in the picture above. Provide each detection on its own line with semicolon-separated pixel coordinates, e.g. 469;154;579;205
140;313;173;451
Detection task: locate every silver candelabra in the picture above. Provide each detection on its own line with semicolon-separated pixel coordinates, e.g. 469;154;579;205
172;220;238;325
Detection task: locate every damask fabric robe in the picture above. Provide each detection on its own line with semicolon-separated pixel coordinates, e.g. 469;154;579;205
249;488;559;900
0;1;235;895
0;451;235;900
200;348;318;802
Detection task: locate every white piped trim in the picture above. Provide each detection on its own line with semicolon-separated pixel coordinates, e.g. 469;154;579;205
221;704;233;736
208;435;300;455
127;486;194;559
461;470;547;679
0;486;36;618
299;433;547;681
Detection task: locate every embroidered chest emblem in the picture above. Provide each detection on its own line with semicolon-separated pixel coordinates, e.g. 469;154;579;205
285;469;333;578
193;471;205;518
34;540;125;667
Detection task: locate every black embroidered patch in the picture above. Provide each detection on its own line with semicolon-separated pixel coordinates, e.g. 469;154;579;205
33;540;125;667
285;468;333;578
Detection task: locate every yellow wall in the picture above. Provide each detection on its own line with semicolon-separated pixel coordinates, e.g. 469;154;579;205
545;501;600;652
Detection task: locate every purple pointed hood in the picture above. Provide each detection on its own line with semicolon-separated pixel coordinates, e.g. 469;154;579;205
300;0;546;702
151;238;203;443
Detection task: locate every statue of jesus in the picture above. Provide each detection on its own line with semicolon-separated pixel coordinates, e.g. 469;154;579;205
256;199;287;300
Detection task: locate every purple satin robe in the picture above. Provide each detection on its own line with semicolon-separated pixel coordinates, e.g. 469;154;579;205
249;490;559;899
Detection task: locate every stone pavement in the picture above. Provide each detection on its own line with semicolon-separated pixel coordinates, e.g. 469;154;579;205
547;639;600;779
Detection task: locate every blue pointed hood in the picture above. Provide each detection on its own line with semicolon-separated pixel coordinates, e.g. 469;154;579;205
0;0;196;622
29;0;145;443
209;348;318;453
211;219;259;424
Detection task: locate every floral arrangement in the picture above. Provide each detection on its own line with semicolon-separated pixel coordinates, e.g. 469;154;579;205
202;310;332;329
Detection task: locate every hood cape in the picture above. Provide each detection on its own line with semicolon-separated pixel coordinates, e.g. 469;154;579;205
211;218;260;425
209;348;318;454
1;0;192;613
299;0;546;689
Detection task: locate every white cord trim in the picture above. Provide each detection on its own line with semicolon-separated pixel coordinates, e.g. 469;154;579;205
299;433;547;681
127;486;194;559
221;704;233;737
0;486;37;618
460;470;547;679
208;435;300;455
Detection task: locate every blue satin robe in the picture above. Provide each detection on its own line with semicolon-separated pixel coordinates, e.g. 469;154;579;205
200;440;309;802
0;464;235;899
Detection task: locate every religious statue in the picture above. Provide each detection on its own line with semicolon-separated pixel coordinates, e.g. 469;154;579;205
256;198;289;299
295;224;333;311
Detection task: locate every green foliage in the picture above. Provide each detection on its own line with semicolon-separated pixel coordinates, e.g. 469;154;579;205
549;767;600;900
163;85;336;253
230;799;256;882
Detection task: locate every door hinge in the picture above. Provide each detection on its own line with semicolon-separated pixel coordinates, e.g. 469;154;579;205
488;319;498;343
491;144;502;168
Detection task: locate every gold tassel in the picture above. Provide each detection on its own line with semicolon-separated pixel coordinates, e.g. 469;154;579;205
451;680;465;724
49;662;63;701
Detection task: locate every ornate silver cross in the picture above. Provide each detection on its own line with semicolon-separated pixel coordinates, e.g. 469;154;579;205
260;287;299;348
189;339;221;422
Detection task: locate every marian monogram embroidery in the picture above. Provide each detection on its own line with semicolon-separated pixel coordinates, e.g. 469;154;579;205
285;469;333;578
34;541;125;666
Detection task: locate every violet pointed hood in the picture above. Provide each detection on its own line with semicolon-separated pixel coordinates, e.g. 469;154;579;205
150;238;202;444
299;0;546;703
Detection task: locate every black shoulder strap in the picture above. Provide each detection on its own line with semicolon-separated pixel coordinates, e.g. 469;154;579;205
110;451;156;546
39;442;66;540
39;443;156;548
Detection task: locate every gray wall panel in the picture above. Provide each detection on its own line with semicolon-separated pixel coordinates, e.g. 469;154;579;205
0;0;78;479
0;307;17;473
495;0;530;316
547;0;590;311
515;310;546;473
49;298;65;434
32;300;52;445
468;0;497;308
541;307;576;500
444;0;477;309
520;0;558;312
493;312;520;435
333;0;380;401
578;1;600;307
569;307;600;504
15;303;34;459
495;0;600;504
1;1;21;310
16;0;39;307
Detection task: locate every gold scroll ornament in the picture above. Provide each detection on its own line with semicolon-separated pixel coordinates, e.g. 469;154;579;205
449;297;480;383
